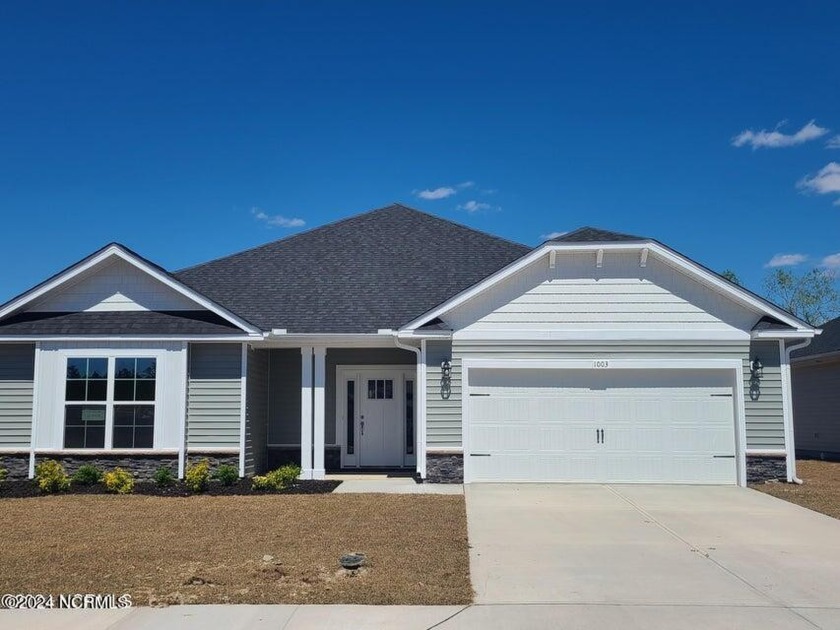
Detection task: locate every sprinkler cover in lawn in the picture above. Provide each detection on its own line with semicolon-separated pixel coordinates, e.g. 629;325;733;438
340;553;366;570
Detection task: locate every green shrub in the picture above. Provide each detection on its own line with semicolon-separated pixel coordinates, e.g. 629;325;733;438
103;467;134;494
72;464;102;486
35;459;70;493
251;464;302;492
152;465;175;487
185;459;211;493
0;468;7;482
213;464;239;486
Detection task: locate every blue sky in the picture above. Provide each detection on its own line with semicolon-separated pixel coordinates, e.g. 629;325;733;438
1;1;839;302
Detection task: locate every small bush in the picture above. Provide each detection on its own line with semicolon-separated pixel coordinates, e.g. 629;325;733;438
103;467;134;494
251;464;302;492
0;468;7;482
72;464;102;486
35;459;70;493
213;464;239;486
152;466;176;487
185;459;211;493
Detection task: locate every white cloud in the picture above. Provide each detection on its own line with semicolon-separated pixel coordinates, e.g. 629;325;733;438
458;200;491;213
822;253;840;268
798;162;840;199
827;135;840;149
251;207;305;228
732;120;829;149
457;181;475;189
541;231;567;240
414;186;457;200
765;253;808;268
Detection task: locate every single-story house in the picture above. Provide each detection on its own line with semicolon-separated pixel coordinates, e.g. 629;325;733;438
0;204;820;485
792;316;840;460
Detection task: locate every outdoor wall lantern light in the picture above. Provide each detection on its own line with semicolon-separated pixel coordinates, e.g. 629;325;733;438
440;359;452;400
750;357;763;378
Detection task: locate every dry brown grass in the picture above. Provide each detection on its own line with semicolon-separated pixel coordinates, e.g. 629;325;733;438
0;494;471;606
753;459;840;520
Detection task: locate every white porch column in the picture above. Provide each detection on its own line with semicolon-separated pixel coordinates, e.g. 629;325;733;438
313;347;327;479
300;346;314;480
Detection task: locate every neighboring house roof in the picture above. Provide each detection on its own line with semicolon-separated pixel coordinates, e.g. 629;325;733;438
0;311;243;336
751;316;794;332
175;204;531;334
551;226;646;243
793;316;840;359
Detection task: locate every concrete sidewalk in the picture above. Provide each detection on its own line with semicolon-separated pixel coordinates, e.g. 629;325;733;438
2;602;835;629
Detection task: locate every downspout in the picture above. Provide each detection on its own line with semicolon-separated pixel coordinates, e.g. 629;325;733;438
393;334;426;479
782;337;813;485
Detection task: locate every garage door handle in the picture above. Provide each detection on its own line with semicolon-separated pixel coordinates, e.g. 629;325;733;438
470;453;491;457
713;455;735;458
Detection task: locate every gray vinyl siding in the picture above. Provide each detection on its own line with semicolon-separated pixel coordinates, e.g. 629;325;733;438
0;344;35;448
245;348;270;475
792;358;840;455
187;343;242;448
268;349;301;445
326;348;415;444
744;340;785;450
447;339;785;451
426;340;462;449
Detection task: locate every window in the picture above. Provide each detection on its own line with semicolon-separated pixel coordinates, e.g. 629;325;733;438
367;379;393;400
346;381;355;455
64;356;156;449
405;379;414;455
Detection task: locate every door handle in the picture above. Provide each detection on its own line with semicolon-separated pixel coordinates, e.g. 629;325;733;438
601;429;605;444
361;420;365;436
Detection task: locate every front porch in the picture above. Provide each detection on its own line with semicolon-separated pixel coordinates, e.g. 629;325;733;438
246;345;423;479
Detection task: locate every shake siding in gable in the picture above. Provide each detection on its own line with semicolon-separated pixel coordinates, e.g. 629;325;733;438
187;343;242;449
0;344;35;448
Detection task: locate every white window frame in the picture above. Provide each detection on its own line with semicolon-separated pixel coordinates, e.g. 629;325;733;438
57;349;164;451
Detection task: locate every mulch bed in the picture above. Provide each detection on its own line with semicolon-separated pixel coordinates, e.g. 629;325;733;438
0;478;340;499
0;494;471;606
752;459;840;520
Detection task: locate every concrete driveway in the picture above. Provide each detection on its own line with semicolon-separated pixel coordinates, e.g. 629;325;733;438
465;484;840;629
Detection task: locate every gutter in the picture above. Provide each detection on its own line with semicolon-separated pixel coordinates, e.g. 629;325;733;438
392;332;427;480
782;337;814;484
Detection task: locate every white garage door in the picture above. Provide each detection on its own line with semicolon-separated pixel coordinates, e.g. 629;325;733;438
467;368;737;484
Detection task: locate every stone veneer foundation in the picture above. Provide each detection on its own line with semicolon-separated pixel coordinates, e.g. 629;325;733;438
746;455;787;483
425;453;464;483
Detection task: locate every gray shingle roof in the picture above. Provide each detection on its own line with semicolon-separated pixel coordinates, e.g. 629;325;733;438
793;316;840;359
0;311;243;336
175;204;531;333
551;226;647;243
751;316;794;332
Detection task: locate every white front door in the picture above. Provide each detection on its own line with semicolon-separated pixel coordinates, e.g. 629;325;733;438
337;366;417;469
359;374;403;466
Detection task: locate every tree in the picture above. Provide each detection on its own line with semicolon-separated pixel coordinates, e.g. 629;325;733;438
720;269;742;286
764;268;840;326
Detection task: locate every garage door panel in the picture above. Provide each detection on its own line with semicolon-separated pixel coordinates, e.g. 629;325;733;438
467;368;738;484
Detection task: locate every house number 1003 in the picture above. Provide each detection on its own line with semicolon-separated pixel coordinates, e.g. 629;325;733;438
593;360;610;368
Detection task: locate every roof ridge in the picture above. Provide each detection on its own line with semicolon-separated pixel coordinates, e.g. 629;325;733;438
175;202;530;273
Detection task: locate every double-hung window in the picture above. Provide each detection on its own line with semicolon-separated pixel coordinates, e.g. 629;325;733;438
64;356;156;449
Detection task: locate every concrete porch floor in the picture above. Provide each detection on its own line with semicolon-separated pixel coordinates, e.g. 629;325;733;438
328;474;463;494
